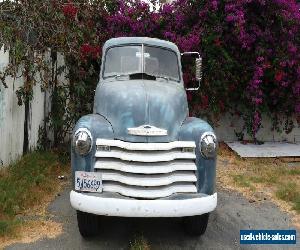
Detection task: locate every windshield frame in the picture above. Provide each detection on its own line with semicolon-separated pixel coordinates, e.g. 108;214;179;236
102;44;181;82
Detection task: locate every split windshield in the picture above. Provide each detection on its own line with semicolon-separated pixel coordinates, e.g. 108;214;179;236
103;45;180;81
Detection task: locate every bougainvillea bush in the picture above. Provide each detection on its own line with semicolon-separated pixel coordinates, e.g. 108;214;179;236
0;0;299;145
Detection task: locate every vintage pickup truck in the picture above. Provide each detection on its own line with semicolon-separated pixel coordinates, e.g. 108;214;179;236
70;37;217;237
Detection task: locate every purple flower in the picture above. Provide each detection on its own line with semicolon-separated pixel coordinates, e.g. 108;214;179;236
253;97;263;105
288;43;297;54
71;0;300;138
257;57;264;63
226;15;235;22
211;1;218;11
295;103;300;114
161;4;173;15
281;81;289;88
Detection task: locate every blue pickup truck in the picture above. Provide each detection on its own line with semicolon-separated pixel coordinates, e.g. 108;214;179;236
70;37;217;237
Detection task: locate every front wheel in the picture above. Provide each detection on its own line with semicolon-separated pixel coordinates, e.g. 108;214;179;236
77;211;99;237
182;213;209;236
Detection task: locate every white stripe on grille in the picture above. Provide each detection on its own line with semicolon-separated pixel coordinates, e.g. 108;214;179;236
94;159;197;174
96;139;196;151
95;149;195;162
100;171;197;187
95;139;197;199
103;182;197;199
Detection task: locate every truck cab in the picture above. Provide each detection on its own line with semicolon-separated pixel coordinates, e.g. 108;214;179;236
70;37;217;237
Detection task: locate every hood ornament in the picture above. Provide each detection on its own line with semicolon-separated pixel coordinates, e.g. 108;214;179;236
128;125;168;136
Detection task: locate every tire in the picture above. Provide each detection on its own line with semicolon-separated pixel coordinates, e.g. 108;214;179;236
77;210;99;237
182;213;209;236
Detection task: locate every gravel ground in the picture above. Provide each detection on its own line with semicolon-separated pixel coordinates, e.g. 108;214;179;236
6;184;299;250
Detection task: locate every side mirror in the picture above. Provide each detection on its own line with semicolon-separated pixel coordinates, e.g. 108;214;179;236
181;52;202;91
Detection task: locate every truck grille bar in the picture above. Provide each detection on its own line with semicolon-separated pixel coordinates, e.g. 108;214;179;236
95;139;197;199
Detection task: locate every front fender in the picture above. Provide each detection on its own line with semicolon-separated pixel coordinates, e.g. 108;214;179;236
179;117;217;195
71;114;114;177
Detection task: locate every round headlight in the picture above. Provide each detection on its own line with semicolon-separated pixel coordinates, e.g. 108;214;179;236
73;128;93;156
200;132;217;158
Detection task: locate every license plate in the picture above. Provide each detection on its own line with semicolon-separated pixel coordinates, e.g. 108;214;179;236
75;171;103;193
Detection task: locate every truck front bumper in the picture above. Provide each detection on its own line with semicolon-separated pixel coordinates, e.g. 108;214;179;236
70;191;217;217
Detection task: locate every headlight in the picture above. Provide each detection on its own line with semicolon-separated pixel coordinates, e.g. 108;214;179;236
200;132;217;158
73;128;93;156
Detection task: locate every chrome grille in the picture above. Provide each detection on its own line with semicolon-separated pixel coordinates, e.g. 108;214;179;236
94;139;197;199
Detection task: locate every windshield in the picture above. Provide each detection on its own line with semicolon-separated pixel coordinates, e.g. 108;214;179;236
103;45;180;81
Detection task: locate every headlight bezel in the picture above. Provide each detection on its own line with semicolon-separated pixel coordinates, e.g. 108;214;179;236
73;128;93;156
199;132;217;158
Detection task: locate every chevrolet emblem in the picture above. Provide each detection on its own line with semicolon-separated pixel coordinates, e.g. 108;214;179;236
127;125;168;136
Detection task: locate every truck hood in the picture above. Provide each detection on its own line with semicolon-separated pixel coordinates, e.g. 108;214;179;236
94;79;188;142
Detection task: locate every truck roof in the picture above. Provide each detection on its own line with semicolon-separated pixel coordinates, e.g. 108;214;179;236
103;37;180;53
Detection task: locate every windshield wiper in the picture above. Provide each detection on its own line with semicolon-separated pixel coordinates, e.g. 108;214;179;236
156;76;170;82
105;74;130;80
